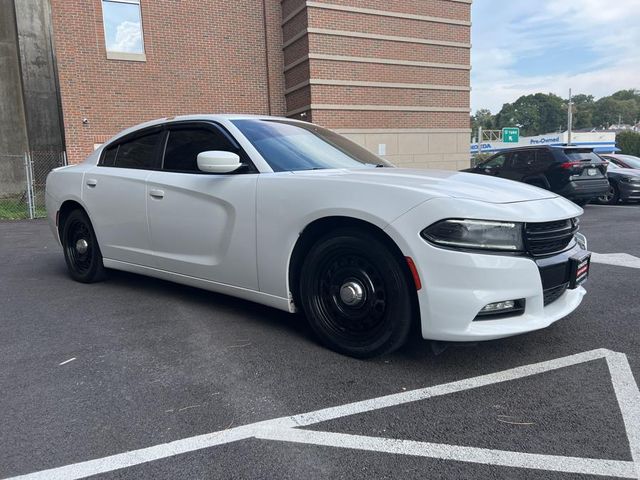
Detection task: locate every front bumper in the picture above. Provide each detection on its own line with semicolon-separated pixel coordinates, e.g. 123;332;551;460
385;197;587;342
411;243;586;342
618;181;640;201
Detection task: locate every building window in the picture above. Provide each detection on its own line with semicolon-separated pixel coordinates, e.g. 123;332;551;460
101;0;145;61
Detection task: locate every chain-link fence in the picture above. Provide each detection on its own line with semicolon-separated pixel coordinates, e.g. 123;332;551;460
0;151;66;220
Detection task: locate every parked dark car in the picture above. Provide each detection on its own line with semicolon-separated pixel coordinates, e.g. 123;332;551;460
600;153;640;170
594;160;640;204
465;146;609;205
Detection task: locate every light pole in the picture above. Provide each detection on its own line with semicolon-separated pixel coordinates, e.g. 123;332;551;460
567;88;574;145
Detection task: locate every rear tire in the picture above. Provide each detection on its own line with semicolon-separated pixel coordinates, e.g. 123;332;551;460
596;184;620;205
299;228;413;358
61;209;107;283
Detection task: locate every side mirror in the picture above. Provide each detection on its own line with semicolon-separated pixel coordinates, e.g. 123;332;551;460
197;151;242;174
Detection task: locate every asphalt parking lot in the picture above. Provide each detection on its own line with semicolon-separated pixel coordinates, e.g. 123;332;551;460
1;204;639;480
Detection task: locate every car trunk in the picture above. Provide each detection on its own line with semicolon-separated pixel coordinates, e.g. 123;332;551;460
560;149;608;180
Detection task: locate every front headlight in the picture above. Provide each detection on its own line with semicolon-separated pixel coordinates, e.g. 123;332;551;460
421;219;524;252
622;177;640;183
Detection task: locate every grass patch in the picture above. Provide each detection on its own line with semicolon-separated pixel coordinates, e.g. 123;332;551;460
0;199;46;220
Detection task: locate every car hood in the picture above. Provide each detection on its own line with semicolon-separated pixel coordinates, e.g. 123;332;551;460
291;168;558;204
609;168;640;178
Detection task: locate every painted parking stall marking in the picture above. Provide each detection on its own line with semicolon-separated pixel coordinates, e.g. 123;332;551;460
592;253;640;269
6;349;640;480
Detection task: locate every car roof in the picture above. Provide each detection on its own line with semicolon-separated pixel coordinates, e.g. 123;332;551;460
106;114;303;145
488;144;594;155
548;144;594;150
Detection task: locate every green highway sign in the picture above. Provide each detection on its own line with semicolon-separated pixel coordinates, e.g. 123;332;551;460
502;127;520;143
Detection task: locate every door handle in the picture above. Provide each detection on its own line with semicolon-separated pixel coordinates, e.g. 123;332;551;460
86;178;97;187
149;189;165;199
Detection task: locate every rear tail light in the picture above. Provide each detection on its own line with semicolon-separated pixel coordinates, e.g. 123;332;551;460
560;161;582;169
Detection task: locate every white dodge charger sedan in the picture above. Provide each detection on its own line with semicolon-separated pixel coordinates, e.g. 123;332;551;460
46;115;591;357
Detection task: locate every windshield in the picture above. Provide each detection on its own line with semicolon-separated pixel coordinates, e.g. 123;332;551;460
232;119;393;172
617;155;640;169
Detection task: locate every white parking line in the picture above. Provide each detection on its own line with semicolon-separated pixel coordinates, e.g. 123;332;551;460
287;349;611;427
256;428;637;479
4;348;639;480
592;253;640;269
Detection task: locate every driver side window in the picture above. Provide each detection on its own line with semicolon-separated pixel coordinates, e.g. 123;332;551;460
482;154;507;168
163;126;235;172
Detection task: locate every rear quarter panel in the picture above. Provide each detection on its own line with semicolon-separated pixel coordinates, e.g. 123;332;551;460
45;160;96;243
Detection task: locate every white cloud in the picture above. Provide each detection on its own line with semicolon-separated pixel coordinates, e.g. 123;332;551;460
111;21;143;54
471;0;640;113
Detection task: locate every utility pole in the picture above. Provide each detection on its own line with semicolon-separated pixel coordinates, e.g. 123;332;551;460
478;127;483;155
567;88;573;145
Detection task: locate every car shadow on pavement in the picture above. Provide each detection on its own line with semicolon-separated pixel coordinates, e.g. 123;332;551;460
42;254;597;369
103;268;314;341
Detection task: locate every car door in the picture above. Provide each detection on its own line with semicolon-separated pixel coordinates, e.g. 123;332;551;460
83;128;163;265
145;122;259;289
506;150;536;182
530;149;554;188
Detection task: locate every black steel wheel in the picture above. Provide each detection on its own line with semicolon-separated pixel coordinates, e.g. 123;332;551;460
61;209;106;283
299;228;413;358
596;184;619;205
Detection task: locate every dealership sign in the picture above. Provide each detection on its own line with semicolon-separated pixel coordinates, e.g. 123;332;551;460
471;131;617;154
529;135;561;145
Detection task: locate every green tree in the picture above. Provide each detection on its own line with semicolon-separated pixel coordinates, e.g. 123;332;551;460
495;93;565;136
611;89;640;102
472;108;495;132
617;131;640;156
572;94;595;130
592;90;640;127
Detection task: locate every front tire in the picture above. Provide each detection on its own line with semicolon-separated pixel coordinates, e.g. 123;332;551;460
299;229;413;358
61;209;106;283
596;184;619;205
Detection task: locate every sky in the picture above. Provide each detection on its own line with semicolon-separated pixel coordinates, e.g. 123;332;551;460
102;1;143;54
471;0;640;114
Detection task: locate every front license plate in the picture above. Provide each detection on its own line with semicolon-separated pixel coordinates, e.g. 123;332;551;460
587;168;597;176
569;252;591;288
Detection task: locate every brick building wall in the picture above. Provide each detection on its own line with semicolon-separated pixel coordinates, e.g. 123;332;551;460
50;0;471;167
50;0;286;164
282;0;472;169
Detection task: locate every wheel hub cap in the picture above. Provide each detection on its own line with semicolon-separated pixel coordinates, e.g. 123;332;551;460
75;238;89;255
339;281;365;307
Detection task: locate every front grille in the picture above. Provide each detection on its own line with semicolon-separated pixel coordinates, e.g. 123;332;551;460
524;218;578;256
543;282;569;306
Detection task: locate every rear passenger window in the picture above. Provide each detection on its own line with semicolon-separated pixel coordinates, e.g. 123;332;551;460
163;127;235;172
101;145;118;166
536;150;555;165
115;131;162;169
